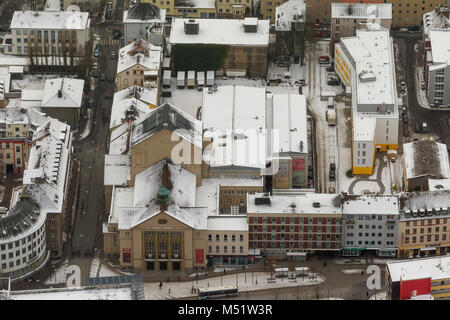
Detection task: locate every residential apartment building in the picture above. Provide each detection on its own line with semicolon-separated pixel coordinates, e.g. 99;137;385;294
6;10;90;58
116;39;162;91
398;190;450;259
216;0;252;19
141;0;216;18
334;28;398;175
341;194;399;257
261;0;287;22
169;18;269;78
247;193;342;256
0;108;49;176
23;118;73;257
63;0;103;11
391;0;446;28
387;256;450;300
331;3;392;43
403;140;450;191
123;2;166;45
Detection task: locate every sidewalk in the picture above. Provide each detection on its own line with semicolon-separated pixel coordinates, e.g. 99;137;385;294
143;272;325;300
415;67;450;111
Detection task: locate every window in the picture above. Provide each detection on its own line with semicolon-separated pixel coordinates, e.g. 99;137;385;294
216;234;219;241
224;234;228;242
208;234;212;241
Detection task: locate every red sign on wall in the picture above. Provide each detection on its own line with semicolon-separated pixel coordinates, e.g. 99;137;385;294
195;249;204;264
123;248;131;263
292;158;305;170
399;277;431;300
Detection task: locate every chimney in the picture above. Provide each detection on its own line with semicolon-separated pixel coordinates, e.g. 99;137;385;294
184;19;199;35
137;54;140;64
58;90;62;98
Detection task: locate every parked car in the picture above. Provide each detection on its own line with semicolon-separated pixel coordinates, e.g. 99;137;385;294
294;56;300;64
315;31;326;38
319;55;330;64
110;51;117;59
330;163;336;172
401;107;407;116
408;26;420;32
414;123;422;133
402;114;408;123
100;73;106;81
92;68;98;77
94;49;100;57
113;30;122;39
329;170;336;181
422;122;428;133
86;99;94;109
161;91;172;97
326;65;334;72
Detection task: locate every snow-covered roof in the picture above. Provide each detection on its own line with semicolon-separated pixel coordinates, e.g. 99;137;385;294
175;0;215;8
0;56;29;67
21;89;44;102
110;85;157;130
403;140;450;180
423;7;450;36
23;118;72;214
271;93;307;154
401;190;450;212
331;3;392;19
428;178;450;191
109;160;208;230
207;215;248;231
10;10;90;30
109;122;130;155
44;0;61;12
117;39;162;74
340;29;397;108
195;178;263;216
275;0;305;32
247;193;341;215
12;287;133;300
202;85;267;169
353;116;376;141
387;256;450;282
130;102;202;149
0;108;29;125
342;195;399;215
169;18;270;47
41;78;84;109
104;155;131;186
123;2;166;23
429;29;450;64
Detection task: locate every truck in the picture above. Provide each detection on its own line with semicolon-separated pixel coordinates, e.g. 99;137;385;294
105;1;113;20
326;109;336;125
206;71;215;87
162;70;171;88
197;71;205;91
187;71;195;89
177;71;185;88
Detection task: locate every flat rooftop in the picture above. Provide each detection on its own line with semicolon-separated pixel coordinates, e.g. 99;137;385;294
207;215;248;231
387;256;450;282
331;3;392;19
10;10;90;30
342;195;399;215
169;18;270;46
247;193;341;215
429;29;450;64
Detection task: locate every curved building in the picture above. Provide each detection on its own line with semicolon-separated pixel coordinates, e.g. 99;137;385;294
0;193;49;281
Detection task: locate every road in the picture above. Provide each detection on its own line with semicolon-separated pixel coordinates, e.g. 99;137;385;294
68;4;123;284
393;32;450;147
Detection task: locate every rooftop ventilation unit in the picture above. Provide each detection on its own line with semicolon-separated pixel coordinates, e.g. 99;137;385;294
255;194;271;205
184;20;199;35
244;18;258;33
312;202;321;208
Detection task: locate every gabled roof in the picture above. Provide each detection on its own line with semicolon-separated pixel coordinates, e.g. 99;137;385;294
130;102;202;148
124;1;166;22
10;10;90;30
117;39;162;74
41;78;84;109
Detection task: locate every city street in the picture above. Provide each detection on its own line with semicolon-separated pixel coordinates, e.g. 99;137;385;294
68;8;123;284
393;32;450;148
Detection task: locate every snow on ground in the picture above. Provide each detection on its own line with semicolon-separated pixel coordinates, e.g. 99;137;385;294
12;287;133;300
98;263;121;277
389;157;403;193
381;157;393;195
143;272;324;300
0;185;5;203
341;269;364;274
317;297;345;300
11;74;74;91
213;267;236;273
415;67;430;108
337;147;355;193
369;291;387;300
333;258;365;265
89;258;100;278
45;259;69;285
79;108;93;140
352;181;381;195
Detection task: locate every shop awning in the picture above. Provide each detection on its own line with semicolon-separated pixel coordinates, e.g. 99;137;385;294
420;247;436;251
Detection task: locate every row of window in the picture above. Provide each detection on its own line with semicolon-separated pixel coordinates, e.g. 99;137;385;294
252;226;341;232
0;227;44;251
208;234;244;242
346;240;395;246
405;218;448;227
1;238;45;260
208;245;244;253
253;234;340;240
405;226;447;234
250;217;340;224
251;241;337;249
347;215;396;220
404;234;447;244
347;224;395;230
346;232;395;238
